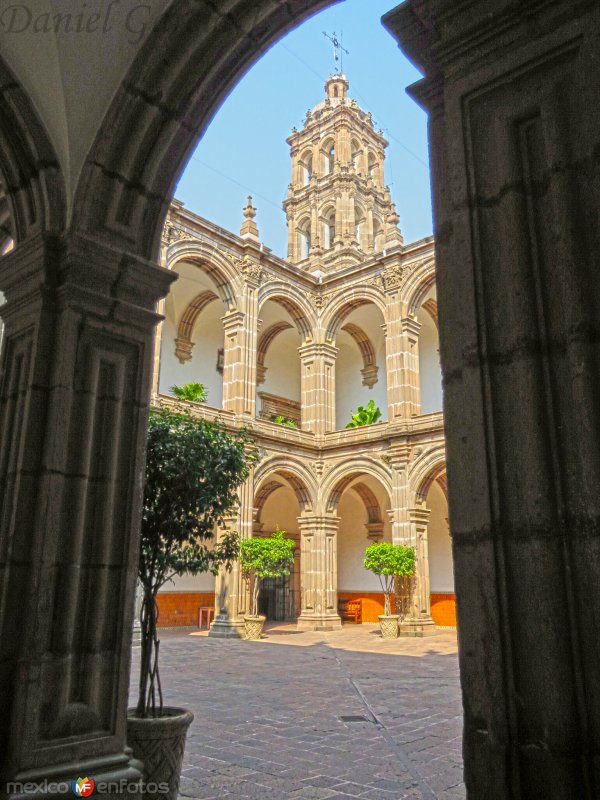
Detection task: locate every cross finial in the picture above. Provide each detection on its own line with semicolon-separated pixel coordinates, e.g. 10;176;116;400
323;31;349;74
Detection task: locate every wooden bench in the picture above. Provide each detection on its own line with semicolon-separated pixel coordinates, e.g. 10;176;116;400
338;598;362;624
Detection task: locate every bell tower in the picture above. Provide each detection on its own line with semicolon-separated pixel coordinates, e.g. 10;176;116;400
284;75;403;273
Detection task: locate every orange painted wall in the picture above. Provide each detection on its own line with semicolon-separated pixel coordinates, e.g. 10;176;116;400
156;592;215;627
338;591;396;622
156;590;458;627
430;593;457;626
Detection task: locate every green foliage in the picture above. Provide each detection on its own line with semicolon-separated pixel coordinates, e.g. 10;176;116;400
346;399;382;428
240;527;296;617
170;382;208;403
137;406;256;717
364;542;416;617
272;415;298;428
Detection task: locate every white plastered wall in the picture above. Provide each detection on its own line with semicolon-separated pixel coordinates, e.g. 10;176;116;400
256;300;301;412
335;303;387;430
337;479;392;591
427;481;453;592
158;262;225;408
417;289;443;414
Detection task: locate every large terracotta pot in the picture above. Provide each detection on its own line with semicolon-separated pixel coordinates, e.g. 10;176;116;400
378;614;400;639
127;707;193;800
244;614;266;640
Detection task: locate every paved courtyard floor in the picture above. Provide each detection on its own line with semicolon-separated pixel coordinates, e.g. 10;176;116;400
130;624;465;800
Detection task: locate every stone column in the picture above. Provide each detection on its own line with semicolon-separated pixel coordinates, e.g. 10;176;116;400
384;295;421;420
299;342;338;434
221;309;246;413
210;466;255;638
0;232;174;794
366;204;375;253
296;514;341;630
388;451;434;636
240;275;260;418
406;507;433;628
386;1;600;796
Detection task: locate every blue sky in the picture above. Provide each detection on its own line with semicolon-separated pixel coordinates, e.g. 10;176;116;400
175;0;432;259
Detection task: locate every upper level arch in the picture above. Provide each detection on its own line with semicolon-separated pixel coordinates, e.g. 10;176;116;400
323;287;387;342
404;258;436;317
167;242;241;310
258;284;316;340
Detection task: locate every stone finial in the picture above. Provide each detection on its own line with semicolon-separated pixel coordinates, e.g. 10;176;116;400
240;196;259;241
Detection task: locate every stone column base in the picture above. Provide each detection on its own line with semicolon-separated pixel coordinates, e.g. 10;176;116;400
399;616;437;637
297;613;342;631
6;750;144;799
208;614;245;639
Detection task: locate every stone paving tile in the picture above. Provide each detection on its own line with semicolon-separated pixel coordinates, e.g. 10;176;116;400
130;624;465;799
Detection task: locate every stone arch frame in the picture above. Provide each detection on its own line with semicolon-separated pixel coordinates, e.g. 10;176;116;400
404;258;436;317
295;213;312;259
0;55;66;251
422;297;438;329
349;481;384;525
320;458;393;516
340;322;379;388
407;444;447;507
320;136;336;175
167;243;241;310
323;287;387;342
174;290;219;363
256;321;293;385
258;284;316;341
72;0;334;261
319;201;337;249
254;455;318;517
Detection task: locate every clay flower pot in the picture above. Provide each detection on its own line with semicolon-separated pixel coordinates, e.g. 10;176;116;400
378;614;400;639
127;707;193;800
244;614;266;640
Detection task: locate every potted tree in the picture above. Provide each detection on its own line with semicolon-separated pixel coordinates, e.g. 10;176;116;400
364;542;416;639
128;405;255;799
239;526;295;639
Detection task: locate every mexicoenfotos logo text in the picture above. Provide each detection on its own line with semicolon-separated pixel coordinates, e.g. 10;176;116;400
5;777;170;795
72;777;94;797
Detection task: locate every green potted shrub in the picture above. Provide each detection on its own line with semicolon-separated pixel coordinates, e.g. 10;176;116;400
346;398;382;428
170;381;208;403
364;541;416;639
239;526;295;639
128;406;255;799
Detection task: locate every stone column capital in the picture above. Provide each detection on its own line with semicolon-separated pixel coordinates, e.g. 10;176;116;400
0;231;175;328
298;342;339;363
221;309;245;336
401;316;422;339
408;507;432;529
297;514;340;533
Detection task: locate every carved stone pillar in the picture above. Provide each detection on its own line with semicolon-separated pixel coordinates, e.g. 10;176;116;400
296;514;341;630
221;309;246;413
405;507;434;632
299;342;338;434
388;450;434;636
384;281;421;420
386;1;600;796
210;470;254;639
0;232;175;794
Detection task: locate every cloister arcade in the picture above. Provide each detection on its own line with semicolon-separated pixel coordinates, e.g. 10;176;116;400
151;202;451;632
0;1;595;797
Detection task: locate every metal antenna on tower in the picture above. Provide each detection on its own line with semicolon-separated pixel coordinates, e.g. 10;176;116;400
322;31;349;74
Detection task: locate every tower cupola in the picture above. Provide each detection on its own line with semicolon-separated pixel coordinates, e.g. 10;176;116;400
283;77;403;273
